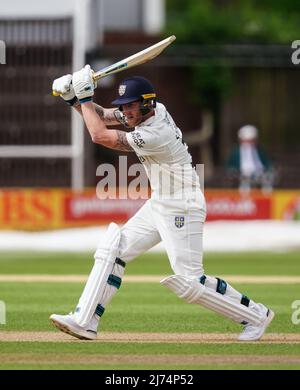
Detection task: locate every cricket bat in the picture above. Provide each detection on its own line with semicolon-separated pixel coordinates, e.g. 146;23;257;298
53;35;176;96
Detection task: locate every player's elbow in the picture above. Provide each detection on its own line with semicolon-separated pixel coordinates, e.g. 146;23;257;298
90;134;101;144
89;132;100;144
90;132;113;147
89;129;106;144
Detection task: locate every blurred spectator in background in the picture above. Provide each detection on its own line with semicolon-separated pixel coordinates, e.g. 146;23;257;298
226;125;274;194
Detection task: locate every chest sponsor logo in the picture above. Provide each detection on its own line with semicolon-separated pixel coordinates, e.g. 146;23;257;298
137;154;146;163
131;132;145;148
175;216;185;228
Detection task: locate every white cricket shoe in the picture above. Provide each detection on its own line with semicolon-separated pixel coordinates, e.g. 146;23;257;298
50;313;97;341
238;304;275;341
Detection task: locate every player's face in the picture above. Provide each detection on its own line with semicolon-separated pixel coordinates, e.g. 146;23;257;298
121;101;143;127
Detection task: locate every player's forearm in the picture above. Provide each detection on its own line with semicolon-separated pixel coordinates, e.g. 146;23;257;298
80;103;133;152
93;104;120;126
73;102;119;126
80;102;109;143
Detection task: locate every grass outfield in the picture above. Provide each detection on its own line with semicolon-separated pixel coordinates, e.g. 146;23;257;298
0;250;300;275
0;251;300;370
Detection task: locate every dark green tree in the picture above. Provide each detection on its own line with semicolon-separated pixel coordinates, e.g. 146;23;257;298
165;0;300;161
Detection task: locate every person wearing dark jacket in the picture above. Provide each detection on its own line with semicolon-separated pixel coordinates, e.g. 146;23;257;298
226;125;274;193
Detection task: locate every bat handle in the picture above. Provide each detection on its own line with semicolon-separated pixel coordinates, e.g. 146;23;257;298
52;90;60;97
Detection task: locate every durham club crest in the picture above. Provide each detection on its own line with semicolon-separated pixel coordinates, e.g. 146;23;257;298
119;85;126;96
175;216;185;228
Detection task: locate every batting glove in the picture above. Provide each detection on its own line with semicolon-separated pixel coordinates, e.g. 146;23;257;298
52;74;77;106
72;64;96;104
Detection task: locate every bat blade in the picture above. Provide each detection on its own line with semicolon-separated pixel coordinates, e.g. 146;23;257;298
52;35;176;96
93;35;176;81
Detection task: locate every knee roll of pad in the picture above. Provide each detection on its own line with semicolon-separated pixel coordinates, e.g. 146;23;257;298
160;275;205;304
94;222;121;263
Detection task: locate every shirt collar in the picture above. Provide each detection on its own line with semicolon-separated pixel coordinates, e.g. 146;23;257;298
136;109;156;128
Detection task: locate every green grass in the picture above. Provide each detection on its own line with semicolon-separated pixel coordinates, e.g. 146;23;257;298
1;363;300;370
0;251;300;370
0;340;299;370
0;282;299;333
0;342;298;355
0;250;300;275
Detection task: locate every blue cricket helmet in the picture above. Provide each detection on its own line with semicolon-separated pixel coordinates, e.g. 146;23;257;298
112;76;156;106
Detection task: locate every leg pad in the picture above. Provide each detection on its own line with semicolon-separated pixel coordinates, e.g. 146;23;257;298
161;275;263;326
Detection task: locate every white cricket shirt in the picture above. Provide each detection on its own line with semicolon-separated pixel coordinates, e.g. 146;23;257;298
126;103;201;199
240;143;264;176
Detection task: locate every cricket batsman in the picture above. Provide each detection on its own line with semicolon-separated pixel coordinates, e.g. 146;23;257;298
50;65;274;341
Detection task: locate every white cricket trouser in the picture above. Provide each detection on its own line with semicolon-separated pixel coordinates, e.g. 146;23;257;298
118;190;206;277
76;189;265;330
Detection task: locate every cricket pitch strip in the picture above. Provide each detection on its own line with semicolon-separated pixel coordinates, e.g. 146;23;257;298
0;331;299;344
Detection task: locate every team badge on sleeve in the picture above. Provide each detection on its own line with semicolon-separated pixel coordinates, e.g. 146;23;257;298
175;216;185;228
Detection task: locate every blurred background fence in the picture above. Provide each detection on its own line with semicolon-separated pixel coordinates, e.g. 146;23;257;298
0;18;73;187
0;0;300;229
